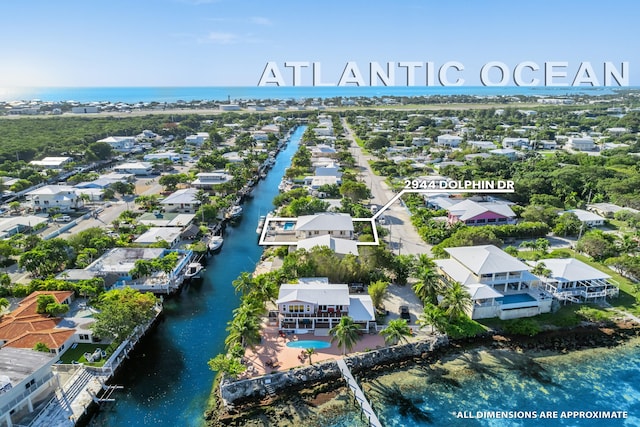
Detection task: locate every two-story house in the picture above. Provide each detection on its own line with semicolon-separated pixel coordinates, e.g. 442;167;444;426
294;213;354;240
435;245;552;320
26;185;83;213
276;278;375;332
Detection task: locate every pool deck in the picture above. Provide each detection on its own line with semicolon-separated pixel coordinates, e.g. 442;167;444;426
241;326;386;377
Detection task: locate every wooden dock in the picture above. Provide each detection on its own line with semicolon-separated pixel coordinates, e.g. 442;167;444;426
336;358;383;427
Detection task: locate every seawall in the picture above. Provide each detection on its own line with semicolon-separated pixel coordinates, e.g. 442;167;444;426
217;334;449;408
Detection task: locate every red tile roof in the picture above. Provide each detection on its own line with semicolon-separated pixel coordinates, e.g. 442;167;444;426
0;291;75;350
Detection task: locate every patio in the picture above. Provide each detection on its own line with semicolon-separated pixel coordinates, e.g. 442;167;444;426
241;326;386;378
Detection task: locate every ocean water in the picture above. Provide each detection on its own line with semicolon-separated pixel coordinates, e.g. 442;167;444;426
361;340;640;427
0;85;629;104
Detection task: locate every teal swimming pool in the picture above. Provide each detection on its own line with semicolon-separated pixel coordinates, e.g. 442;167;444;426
286;340;331;349
496;293;537;304
283;222;295;231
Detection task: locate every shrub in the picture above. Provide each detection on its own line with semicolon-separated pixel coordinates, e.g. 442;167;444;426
445;316;486;339
576;306;612;323
503;318;541;336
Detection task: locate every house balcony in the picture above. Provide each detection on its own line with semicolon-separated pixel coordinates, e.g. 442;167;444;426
279;310;348;319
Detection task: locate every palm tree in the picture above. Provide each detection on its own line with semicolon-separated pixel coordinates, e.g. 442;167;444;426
439;281;472;321
232;272;255;296
225;311;261;349
412;267;441;305
305;348;315;365
415;254;435;271
417;303;448;334
329;316;361;355
531;262;552;287
380;318;412;346
0;297;9;312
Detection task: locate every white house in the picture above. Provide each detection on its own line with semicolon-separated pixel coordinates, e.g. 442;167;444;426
160;188;201;213
98;136;137;152
412;137;431;147
85;248;192;294
185;132;210;146
435;245;552;320
502;137;529;149
530;258;619;303
143;152;182;163
133;227;184;247
561;209;605;227
29;157;73;170
436;134;463;147
468;140;497;150
113;162;153;175
294;213;354;240
296;235;359;256
276;279;375;332
191;172;233;189
489;148;518;160
0;348;59;427
567;137;596;151
26;185;83;212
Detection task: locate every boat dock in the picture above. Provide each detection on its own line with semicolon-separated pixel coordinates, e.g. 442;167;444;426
336;358;383;427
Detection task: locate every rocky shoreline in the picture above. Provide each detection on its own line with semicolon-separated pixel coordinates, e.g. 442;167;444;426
205;320;640;426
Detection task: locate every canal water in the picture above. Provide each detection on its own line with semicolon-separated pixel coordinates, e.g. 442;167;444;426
90;126;304;426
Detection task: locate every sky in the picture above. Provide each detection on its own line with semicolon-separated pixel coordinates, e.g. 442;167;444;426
0;0;638;87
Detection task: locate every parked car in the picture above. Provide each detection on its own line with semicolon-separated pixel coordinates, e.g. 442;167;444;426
400;305;411;321
349;283;365;293
54;215;71;222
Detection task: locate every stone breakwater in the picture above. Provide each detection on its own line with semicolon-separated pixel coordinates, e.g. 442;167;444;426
218;335;449;408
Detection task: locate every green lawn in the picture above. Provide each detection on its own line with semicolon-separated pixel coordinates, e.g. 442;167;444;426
58;343;111;367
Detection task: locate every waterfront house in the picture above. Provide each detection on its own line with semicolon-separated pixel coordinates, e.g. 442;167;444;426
435;245;552;320
445;199;516;226
160;188;200;213
191;172;233;189
530;258;619;303
113;161;153;176
133;227;184;248
26;185;83;213
85;248;192;294
0;347;59;427
276;278;375;332
310;145;338;158
294;213;354;240
561;209;605;227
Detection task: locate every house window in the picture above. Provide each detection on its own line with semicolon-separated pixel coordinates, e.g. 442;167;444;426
80;334;89;340
487;218;496;223
289;304;304;313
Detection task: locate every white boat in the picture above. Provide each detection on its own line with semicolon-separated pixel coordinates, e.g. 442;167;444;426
225;205;243;219
209;235;224;252
185;262;203;279
256;215;266;234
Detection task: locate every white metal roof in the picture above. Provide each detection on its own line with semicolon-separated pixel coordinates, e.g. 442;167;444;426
295;213;354;232
276;283;350;306
445;245;530;275
532;258;610;282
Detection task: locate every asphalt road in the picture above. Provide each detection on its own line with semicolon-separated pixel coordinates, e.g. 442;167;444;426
342;118;432;257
